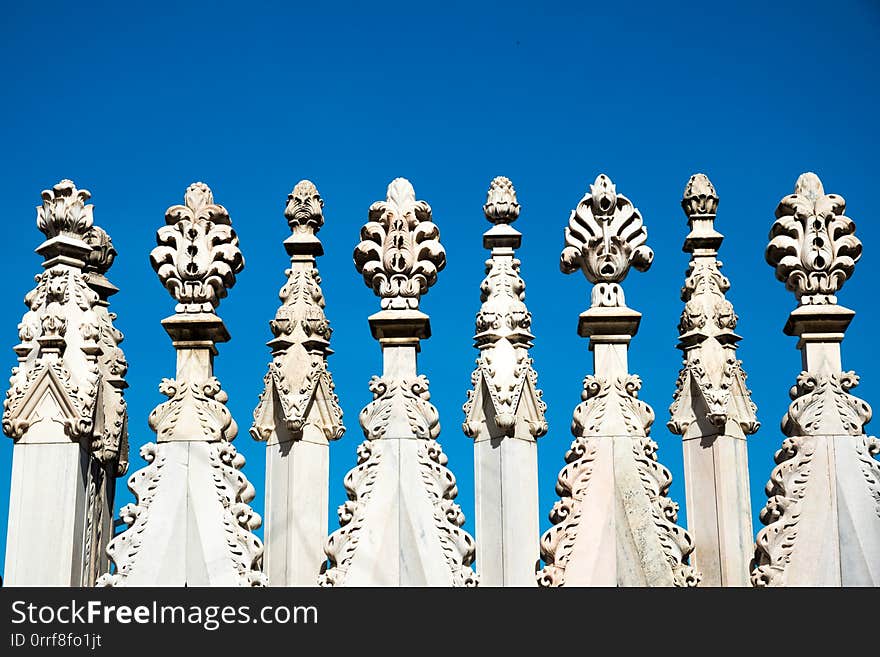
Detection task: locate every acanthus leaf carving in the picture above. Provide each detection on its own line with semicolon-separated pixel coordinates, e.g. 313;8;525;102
285;179;324;235
766;172;862;305
37;179;94;240
150;182;244;313
353;178;446;310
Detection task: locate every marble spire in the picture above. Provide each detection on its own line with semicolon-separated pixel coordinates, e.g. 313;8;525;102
99;182;265;586
251;180;345;586
462;176;546;586
320;178;477;586
668;173;758;586
4;180;129;586
538;174;699;587
753;172;879;586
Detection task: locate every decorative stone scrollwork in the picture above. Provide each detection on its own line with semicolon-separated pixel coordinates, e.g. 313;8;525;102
150;182;245;313
766;172;862;305
319;438;382;586
149;377;238;442
782;371;872;437
560;174;653;308
353;178;446;310
751;435;815;586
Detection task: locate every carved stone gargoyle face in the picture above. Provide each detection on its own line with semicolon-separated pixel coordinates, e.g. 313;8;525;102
584;234;632;282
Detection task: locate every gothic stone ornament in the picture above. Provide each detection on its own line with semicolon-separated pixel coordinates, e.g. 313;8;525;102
3;180;128;586
539;174;698;587
321;177;476;587
668;174;757;587
353;177;446;310
753;172;880;587
250;181;345;586
150;182;244;313
100;182;265;587
37;179;94;239
560;174;654;308
766;172;862;306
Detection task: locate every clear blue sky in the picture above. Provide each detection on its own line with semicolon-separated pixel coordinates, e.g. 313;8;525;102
1;1;878;577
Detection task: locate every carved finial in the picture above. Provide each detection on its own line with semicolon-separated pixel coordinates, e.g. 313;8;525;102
353;178;446;310
560;174;653;308
37;180;94;240
483;176;520;225
766;172;862;305
285;180;325;235
150;182;244;313
682;173;719;218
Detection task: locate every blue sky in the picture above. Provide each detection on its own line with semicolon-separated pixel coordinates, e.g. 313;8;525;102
1;0;878;577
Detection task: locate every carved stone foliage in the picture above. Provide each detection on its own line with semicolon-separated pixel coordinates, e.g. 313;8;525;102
538;375;699;587
150;182;245;313
37;179;94;239
353;178;446;310
681;172;719;217
4;181;128;472
285;179;325;235
560;174;653;308
483;175;521;224
669;174;758;436
320;375;477;586
97;441;267;587
766;172;862;305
